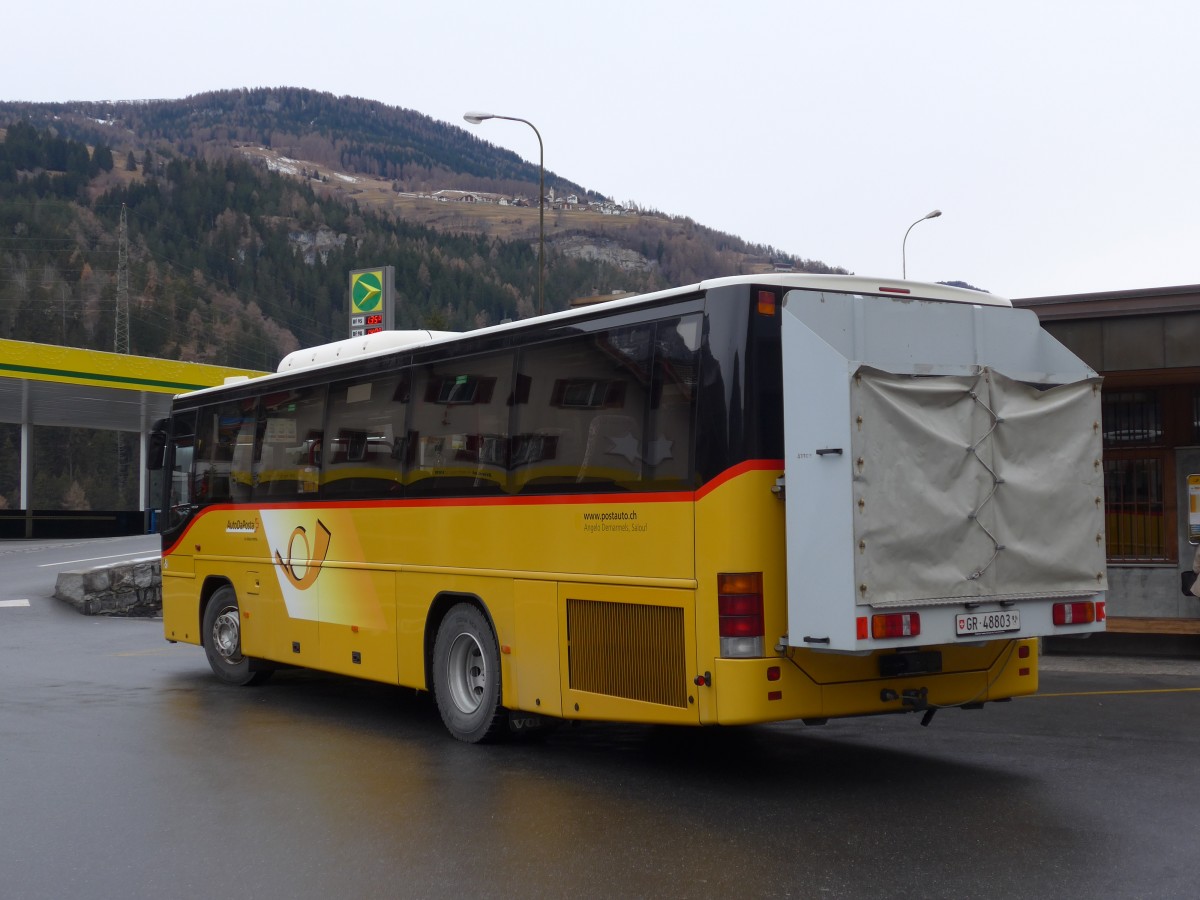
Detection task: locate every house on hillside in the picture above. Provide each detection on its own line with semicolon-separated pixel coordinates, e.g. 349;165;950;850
586;200;627;216
432;190;510;205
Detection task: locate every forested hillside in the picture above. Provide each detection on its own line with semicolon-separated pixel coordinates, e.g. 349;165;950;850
1;88;595;199
0;120;666;369
0;89;851;513
0;88;845;364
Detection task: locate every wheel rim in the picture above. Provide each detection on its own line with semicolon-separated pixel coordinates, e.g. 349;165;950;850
211;607;243;664
445;631;487;714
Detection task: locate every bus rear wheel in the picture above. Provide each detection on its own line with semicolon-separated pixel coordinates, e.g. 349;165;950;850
432;603;505;743
202;585;271;686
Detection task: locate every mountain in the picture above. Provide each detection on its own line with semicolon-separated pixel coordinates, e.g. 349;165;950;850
0;88;846;371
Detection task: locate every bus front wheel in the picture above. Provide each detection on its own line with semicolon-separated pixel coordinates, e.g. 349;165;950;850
432;603;505;743
202;585;272;686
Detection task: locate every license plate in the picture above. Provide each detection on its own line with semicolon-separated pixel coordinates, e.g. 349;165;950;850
955;609;1021;637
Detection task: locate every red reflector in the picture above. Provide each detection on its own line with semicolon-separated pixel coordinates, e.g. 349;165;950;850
766;666;781;682
1018;644;1030;659
1096;601;1107;622
1019;668;1030;677
878;286;911;294
720;615;764;638
1053;601;1096;626
718;593;761;617
856;616;869;640
757;290;777;315
767;690;782;701
871;612;920;639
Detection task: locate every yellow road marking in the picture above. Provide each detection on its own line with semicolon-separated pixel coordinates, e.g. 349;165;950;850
1034;687;1200;698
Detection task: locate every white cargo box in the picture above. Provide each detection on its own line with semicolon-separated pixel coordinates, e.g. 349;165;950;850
780;287;1107;651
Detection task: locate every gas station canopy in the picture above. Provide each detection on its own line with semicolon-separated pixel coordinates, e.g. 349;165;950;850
0;338;263;533
0;338;261;432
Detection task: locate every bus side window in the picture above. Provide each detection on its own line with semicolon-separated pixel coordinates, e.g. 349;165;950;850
254;386;326;499
512;325;652;493
645;314;701;489
195;398;258;503
324;373;408;498
408;352;514;497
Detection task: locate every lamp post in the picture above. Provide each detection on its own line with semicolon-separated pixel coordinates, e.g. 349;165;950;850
464;111;544;315
902;208;942;279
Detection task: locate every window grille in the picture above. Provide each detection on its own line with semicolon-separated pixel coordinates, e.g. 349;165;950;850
1103;457;1167;561
1102;390;1170;562
1102;391;1162;447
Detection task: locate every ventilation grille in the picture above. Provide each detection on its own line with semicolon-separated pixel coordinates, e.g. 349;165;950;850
566;598;687;708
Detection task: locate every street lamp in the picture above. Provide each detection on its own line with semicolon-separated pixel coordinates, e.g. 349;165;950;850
902;208;942;279
464;111;544;315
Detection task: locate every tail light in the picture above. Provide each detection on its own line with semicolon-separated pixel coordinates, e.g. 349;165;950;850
871;612;921;639
719;572;764;658
1053;601;1096;626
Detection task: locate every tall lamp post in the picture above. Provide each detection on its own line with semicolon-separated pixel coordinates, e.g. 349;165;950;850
902;208;942;279
464;111;544;316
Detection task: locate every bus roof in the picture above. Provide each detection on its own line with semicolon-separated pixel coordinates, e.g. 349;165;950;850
700;273;1010;307
181;274;1010;398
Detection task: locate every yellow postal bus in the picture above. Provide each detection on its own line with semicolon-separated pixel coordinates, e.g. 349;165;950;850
151;275;1107;741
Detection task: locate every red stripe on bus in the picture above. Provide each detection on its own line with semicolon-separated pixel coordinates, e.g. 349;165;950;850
694;459;784;500
160;459;785;556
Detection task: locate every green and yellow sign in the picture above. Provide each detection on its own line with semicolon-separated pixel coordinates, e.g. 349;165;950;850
351;270;384;314
348;266;395;337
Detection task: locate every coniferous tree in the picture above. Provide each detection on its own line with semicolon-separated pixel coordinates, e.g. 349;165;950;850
90;142;114;174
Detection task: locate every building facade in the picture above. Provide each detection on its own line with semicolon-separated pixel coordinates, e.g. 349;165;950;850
1015;285;1200;621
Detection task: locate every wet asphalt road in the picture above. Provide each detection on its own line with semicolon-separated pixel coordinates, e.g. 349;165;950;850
2;536;1200;899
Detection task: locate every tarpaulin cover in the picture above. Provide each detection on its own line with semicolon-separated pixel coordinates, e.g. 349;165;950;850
850;366;1106;607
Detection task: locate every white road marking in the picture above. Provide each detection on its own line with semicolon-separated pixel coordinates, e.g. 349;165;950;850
37;552;160;569
0;599;31;607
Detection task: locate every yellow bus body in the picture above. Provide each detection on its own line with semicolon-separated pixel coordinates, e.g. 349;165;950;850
164;461;1036;727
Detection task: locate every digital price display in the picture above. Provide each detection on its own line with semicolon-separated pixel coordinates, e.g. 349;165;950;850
365;314;383;326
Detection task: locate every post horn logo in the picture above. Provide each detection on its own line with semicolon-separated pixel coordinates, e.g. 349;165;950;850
274;520;332;590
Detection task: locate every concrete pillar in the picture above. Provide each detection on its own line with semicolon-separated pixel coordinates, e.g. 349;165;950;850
20;423;31;538
20;381;31;538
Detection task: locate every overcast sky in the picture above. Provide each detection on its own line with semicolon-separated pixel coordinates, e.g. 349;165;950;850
5;1;1198;299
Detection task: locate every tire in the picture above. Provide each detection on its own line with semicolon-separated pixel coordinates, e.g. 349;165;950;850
432;603;505;743
202;585;272;686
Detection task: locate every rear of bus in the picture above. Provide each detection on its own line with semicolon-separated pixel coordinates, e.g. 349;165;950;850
691;275;1107;726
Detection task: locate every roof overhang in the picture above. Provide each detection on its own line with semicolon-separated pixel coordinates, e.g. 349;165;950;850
1015;284;1200;320
0;339;264;432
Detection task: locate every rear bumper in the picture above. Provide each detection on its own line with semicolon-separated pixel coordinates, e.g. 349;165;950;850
708;638;1039;725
